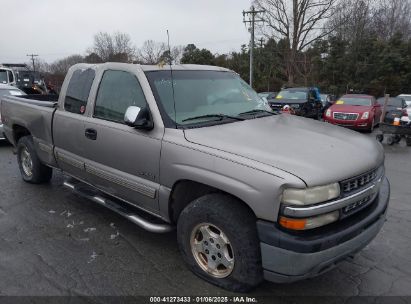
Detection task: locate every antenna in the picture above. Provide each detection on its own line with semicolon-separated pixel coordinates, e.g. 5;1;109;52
167;30;177;127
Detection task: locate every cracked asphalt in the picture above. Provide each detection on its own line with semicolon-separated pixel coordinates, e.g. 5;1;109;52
0;132;410;298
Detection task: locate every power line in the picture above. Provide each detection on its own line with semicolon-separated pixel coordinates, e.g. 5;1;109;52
26;54;38;73
243;6;265;88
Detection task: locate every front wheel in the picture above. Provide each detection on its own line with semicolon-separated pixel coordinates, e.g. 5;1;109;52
17;136;52;183
177;194;263;292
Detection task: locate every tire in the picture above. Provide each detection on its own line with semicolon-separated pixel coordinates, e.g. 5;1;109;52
387;136;394;146
376;134;383;142
406;136;411;147
177;193;263;292
17;136;52;184
367;119;375;133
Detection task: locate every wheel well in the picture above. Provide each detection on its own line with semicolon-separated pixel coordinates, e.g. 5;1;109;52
169;180;256;223
13;125;31;144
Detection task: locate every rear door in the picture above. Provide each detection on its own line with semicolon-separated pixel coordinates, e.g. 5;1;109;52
53;68;96;181
81;68;162;213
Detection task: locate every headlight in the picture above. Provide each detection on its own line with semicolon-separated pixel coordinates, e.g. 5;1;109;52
282;183;340;206
325;109;331;117
361;112;369;119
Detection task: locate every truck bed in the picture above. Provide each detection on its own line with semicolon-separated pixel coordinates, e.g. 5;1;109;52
1;95;58;167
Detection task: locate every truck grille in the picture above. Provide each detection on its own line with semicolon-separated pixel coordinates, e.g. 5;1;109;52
341;168;379;193
333;112;359;120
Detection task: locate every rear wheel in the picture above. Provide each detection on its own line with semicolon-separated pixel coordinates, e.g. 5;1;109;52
17;136;52;183
406;136;411;146
177;193;263;292
387;136;395;146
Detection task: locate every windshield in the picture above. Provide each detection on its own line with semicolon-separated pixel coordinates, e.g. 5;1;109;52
398;95;411;101
0;71;8;84
146;70;269;125
276;90;307;100
377;98;404;107
337;96;372;106
0;88;26;97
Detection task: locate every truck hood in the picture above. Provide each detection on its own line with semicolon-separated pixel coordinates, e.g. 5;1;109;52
183;115;384;186
330;104;372;113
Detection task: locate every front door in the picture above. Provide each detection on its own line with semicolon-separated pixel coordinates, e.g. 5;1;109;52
81;69;162;213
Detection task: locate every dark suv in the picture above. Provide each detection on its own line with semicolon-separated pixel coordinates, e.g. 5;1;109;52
268;87;323;119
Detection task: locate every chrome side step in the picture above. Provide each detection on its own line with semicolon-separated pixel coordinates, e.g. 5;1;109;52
63;180;174;233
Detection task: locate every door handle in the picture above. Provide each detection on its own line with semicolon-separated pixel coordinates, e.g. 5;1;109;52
85;128;97;140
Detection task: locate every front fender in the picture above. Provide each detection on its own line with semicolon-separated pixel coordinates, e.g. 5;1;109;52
159;130;305;222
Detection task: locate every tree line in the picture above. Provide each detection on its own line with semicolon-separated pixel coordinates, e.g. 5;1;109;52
34;0;411;97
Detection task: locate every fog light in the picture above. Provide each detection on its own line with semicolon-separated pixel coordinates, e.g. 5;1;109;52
279;211;340;230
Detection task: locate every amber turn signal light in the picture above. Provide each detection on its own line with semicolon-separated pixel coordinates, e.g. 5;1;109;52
279;216;307;230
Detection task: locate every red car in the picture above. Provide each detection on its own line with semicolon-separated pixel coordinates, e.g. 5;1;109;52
323;94;382;132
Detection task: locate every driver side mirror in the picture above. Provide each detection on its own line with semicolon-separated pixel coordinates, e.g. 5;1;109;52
124;106;154;130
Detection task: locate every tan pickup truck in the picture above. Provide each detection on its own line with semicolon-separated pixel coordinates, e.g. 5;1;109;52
1;62;389;291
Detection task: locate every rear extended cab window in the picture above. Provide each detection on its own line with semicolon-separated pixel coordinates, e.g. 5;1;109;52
64;68;95;114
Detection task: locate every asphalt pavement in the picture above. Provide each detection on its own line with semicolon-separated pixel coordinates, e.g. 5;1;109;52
0;131;410;299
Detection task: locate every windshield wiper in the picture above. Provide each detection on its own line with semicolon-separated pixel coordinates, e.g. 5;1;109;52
238;109;277;116
182;114;245;123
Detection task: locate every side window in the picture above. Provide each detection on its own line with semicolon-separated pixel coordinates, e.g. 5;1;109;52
7;71;14;83
308;90;315;100
94;70;147;123
64;68;95;114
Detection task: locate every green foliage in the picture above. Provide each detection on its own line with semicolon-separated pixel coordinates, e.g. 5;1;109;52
180;32;411;97
181;44;215;65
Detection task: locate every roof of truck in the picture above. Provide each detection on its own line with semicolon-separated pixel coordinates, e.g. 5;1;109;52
70;62;232;73
140;64;231;72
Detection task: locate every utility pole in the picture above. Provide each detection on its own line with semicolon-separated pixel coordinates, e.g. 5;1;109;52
27;54;38;73
243;6;264;88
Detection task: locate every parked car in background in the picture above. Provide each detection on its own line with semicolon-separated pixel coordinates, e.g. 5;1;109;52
269;87;323;119
397;94;411;105
377;97;408;124
258;92;277;102
397;94;411;118
0;84;26;140
1;63;389;292
0;66;16;86
324;94;381;132
320;94;335;115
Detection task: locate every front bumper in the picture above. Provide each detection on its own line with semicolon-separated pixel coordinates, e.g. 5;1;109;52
324;118;372;130
258;177;390;283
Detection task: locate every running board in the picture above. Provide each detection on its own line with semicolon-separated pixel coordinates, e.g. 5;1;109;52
63;180;174;233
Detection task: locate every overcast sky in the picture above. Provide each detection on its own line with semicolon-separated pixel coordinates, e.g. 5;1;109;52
1;0;253;64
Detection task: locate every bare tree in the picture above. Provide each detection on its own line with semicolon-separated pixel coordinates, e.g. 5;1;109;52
49;55;84;76
89;32;136;62
170;45;184;64
372;0;411;40
136;40;167;64
254;0;339;84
